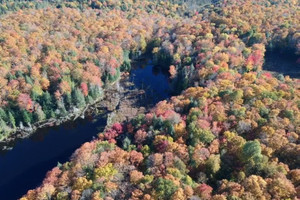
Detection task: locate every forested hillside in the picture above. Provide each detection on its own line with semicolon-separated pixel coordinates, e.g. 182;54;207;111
0;0;298;199
1;0;299;141
0;7;155;139
22;69;300;199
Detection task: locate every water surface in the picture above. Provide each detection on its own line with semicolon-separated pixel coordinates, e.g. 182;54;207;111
263;51;300;78
0;61;170;200
0;52;299;199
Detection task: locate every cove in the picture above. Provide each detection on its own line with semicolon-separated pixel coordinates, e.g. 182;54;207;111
0;60;171;200
263;51;300;78
2;52;298;200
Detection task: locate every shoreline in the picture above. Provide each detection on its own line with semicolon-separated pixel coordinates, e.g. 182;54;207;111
0;75;122;151
0;71;152;151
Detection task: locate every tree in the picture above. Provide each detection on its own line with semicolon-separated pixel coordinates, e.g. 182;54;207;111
206;154;221;177
130;170;144;183
155;178;178;199
90;85;102;100
34;106;46;122
195;184;213;200
72;177;92;192
169;65;177;79
40;91;54;118
22;110;32;126
268;173;296;199
243;175;268;199
8;111;16;129
59;81;72;94
18;93;33;111
242;140;262;162
80;82;88;97
171;188;185;200
188;122;215;145
73;88;86;108
0;108;7;121
56;99;67;117
242;140;267;175
65;93;72;110
0;118;8;135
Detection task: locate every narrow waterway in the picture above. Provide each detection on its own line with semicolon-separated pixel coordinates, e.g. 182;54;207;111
1;52;298;199
0;60;170;200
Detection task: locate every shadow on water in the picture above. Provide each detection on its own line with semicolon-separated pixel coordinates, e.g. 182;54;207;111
130;59;171;106
0;60;170;200
1;52;298;199
263;51;300;78
0;115;106;200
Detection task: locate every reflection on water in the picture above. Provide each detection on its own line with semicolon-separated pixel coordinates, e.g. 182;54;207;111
0;61;170;200
0;116;106;200
130;59;171;105
0;52;298;199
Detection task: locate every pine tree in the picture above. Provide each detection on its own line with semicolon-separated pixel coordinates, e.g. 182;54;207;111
73;88;86;108
40;91;54;118
65;93;72;110
22;110;32;126
25;75;33;85
0;108;7;122
34;107;46;122
86;95;94;104
90;85;102;100
0;118;8;135
56;99;68;117
8;111;16;129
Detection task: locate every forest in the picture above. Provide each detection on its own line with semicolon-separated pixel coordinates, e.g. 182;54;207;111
0;0;298;199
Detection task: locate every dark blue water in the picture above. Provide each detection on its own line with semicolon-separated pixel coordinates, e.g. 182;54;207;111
0;116;106;200
0;62;170;200
130;60;171;104
0;52;298;200
264;51;300;78
0;52;298;199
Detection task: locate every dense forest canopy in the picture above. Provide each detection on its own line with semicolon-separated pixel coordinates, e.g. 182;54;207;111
0;0;298;199
0;0;299;140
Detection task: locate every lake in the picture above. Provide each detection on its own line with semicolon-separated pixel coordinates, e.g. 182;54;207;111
1;52;299;199
0;60;171;200
263;51;300;78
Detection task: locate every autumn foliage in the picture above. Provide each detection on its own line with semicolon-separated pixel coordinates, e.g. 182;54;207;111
1;0;297;199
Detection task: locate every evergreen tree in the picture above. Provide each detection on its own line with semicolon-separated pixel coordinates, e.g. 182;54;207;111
22;110;32;126
86;95;94;104
40;91;55;118
34;107;46;122
90;85;102;100
49;110;56;119
108;68;120;83
31;90;41;101
73;88;86;108
0;107;7;122
56;99;68;117
25;75;33;85
122;136;131;150
8;111;16;129
0;118;8;135
65;93;73;110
